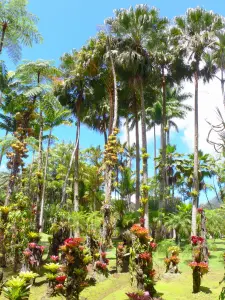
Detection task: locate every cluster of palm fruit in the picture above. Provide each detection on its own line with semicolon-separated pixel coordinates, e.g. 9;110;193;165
6;141;28;173
6;107;36;180
104;127;122;167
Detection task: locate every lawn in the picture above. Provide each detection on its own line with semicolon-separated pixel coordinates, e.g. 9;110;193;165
1;238;224;300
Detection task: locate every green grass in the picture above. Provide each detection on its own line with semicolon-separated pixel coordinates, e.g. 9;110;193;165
1;239;224;300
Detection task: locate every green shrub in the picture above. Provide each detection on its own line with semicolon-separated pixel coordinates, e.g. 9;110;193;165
157;239;176;253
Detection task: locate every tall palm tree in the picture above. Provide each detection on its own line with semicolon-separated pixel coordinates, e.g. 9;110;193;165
107;5;168;229
0;0;42;62
57;50;88;215
38;95;71;232
15;60;60;227
172;7;223;235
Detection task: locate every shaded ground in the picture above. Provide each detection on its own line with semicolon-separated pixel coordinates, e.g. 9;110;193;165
0;238;224;300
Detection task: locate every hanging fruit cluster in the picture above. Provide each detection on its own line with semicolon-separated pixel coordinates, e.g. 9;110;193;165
6;106;36;191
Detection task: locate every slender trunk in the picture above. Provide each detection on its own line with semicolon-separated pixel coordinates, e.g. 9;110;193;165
73;120;80;237
0;23;7;54
104;39;118;203
167;128;170;145
0;130;8;166
161;67;167;207
5;151;19;205
103;129;107;145
102;37;118;247
103;115;108;144
28;151;35;199
39;129;52;233
126;116;131;209
201;210;208;263
140;81;149;230
192;69;199;236
36;109;43;231
126;116;131;169
153;124;156;177
74;120;80;213
61;122;80;205
135;105;140;210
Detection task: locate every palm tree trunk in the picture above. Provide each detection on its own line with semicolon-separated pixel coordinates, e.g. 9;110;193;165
74;119;80;213
103;129;107;145
102;37;118;247
36;109;43;231
0;23;7;54
135;105;140;210
167;128;170;145
140;80;149;230
0;130;8;166
126;116;131;209
28;150;35;199
39;129;52;233
61;122;80;205
161;67;167;208
126;116;131;169
201;210;208;262
153;124;156;177
192;69;199;236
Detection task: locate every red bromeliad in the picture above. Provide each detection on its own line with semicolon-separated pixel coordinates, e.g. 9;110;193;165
139;252;152;261
50;255;59;262
56;275;67;283
64;237;83;248
191;236;204;245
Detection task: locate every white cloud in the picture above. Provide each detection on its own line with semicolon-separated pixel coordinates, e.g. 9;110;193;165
120;77;224;155
176;78;224;154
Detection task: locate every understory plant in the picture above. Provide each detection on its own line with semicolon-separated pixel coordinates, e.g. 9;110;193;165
189;236;209;293
127;222;158;299
59;237;93;299
164;246;180;273
2;275;34;300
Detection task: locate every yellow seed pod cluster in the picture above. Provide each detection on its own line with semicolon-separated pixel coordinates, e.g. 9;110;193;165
104;128;120;167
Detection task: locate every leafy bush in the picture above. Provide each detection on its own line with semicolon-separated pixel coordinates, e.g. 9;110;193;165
3;276;31;300
157;239;176;253
19;271;38;282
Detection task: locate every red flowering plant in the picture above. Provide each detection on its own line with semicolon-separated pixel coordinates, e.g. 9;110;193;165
191;236;204;246
131;224;149;240
94;251;109;277
127;223;157;299
164;246;181;273
23;242;45;273
197;208;203;214
57;237;93;299
126;290;150;300
189;233;209;293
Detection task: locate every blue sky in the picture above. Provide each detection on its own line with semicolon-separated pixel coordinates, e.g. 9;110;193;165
2;0;225;203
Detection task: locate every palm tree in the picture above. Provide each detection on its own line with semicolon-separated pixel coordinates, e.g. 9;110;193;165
57;50;88;214
172;7;223;235
107;5;168;229
164;204;191;244
38;95;71;232
0;0;42;62
15;60;60;227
